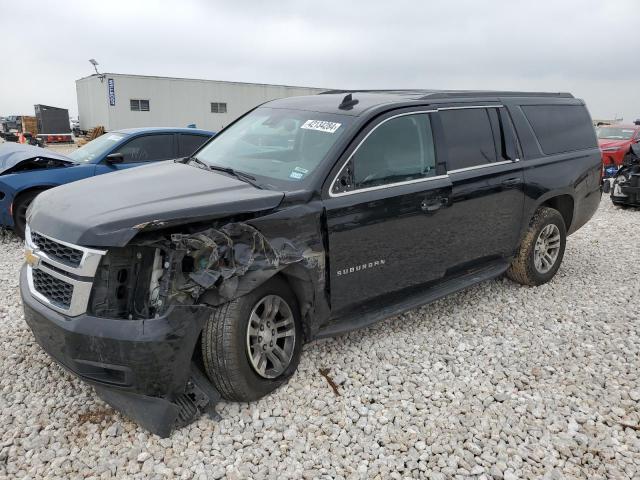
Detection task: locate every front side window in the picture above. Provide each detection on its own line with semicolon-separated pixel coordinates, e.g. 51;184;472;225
440;108;497;171
67;133;126;163
343;114;436;191
195;107;353;187
118;134;174;163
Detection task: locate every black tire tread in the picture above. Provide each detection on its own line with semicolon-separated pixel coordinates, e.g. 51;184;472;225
13;190;44;239
506;207;565;286
202;300;245;401
201;277;302;402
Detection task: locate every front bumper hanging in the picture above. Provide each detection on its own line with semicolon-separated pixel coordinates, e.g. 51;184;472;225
21;266;219;437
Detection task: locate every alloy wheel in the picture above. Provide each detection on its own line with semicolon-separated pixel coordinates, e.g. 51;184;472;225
246;295;296;379
533;224;561;274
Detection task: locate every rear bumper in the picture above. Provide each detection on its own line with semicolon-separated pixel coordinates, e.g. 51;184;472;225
20;265;218;436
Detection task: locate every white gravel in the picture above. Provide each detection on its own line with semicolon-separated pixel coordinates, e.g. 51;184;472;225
1;200;639;479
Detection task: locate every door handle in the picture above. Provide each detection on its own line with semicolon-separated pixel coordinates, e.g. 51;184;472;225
501;177;521;187
421;197;448;213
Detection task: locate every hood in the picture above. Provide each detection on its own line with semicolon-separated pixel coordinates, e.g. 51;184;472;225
0;143;73;174
28;161;285;247
598;139;631;149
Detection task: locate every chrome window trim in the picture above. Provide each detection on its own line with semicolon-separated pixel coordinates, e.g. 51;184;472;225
25;225;106;277
328;109;438;198
447;160;517;174
27;263;94;317
437;104;504;111
328;105;518;198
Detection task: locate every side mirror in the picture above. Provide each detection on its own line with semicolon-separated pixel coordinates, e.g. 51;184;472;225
105;153;124;164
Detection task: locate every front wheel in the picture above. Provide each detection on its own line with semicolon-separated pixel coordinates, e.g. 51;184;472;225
201;277;303;402
506;207;567;286
13;190;43;239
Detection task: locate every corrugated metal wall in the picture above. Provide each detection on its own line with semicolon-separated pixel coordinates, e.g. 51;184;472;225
76;74;325;132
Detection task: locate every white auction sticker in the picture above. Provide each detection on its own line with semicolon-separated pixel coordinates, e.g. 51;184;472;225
301;120;342;134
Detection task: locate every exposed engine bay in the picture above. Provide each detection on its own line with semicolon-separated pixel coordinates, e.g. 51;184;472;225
1;157;72;175
88;222;319;321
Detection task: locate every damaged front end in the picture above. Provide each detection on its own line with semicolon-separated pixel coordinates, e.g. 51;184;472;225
22;213;327;436
603;145;640;207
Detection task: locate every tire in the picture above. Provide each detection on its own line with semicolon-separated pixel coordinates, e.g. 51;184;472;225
506;207;567;286
201;276;303;402
13;190;43;239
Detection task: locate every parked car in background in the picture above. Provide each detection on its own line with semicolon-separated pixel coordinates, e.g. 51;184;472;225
20;90;601;436
602;143;640;207
0;127;214;237
597;124;640;176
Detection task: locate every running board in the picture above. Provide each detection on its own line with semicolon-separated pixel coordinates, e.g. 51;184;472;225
317;260;509;339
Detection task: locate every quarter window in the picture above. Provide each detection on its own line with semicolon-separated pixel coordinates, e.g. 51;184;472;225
346;114;436;191
130;99;150;112
522;104;597;155
211;102;227;114
440;108;497;171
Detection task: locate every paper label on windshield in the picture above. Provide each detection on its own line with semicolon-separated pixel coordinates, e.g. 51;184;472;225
301;120;341;134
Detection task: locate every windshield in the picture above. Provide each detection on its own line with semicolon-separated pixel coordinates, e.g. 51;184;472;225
67;133;126;163
596;127;636;140
195;107;353;187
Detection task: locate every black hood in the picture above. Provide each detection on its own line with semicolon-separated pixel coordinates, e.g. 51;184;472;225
28;161;285;246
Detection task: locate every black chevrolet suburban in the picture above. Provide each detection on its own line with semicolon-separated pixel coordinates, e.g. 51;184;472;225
21;90;601;436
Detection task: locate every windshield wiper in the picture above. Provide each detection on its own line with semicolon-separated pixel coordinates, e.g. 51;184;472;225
182;156;262;188
182;156;210;170
208;165;262;189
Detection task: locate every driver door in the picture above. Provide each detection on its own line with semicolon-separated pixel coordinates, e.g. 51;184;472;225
323;110;453;317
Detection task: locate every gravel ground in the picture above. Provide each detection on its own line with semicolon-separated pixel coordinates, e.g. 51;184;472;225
0;199;639;479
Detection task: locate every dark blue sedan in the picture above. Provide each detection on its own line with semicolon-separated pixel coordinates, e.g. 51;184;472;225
0;127;214;237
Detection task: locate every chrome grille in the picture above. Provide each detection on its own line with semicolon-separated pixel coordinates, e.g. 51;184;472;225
25;226;106;317
31;231;83;267
32;268;74;309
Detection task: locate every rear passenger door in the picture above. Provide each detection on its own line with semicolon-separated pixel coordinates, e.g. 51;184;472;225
437;105;524;270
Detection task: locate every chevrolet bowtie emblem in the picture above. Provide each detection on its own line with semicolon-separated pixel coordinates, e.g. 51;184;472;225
25;249;40;268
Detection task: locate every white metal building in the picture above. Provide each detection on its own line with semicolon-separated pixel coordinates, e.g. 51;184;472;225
76;73;325;132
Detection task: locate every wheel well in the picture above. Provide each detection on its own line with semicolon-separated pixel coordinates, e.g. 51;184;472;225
541;195;574;230
13;187;50;211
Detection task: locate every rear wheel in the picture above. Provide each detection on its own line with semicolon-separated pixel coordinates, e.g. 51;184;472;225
13;190;43;239
201;277;303;402
506;207;566;286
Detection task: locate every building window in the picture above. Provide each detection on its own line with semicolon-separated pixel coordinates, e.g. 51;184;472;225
130;99;150;112
211;102;227;114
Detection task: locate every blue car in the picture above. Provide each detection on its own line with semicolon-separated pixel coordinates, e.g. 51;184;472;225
0;127;214;237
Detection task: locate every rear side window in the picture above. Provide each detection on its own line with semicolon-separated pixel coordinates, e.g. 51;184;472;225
119;134;174;163
522;105;597;155
178;134;209;156
349;114;436;190
440;108;497;171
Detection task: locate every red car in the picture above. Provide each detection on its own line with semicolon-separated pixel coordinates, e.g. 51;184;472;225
597;124;640;168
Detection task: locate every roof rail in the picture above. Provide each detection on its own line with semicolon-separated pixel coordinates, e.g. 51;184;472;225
318;89;574;99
